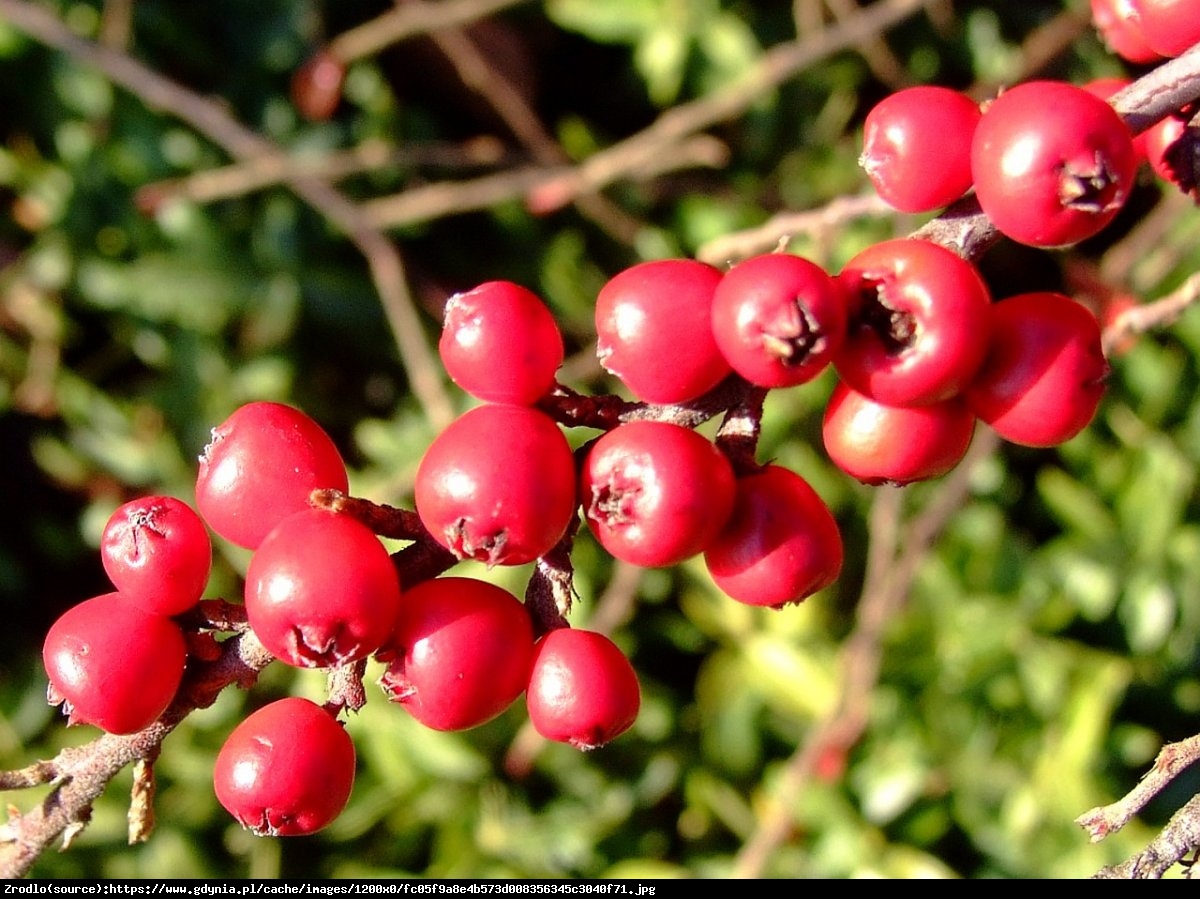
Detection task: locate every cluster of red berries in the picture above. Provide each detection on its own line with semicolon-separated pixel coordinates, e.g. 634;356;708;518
40;395;644;837
37;0;1199;846
861;79;1138;247
863;3;1200;222
1091;0;1200;64
436;276;845;608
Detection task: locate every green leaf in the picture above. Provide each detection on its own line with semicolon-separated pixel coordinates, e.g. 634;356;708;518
1035;467;1117;544
545;0;663;43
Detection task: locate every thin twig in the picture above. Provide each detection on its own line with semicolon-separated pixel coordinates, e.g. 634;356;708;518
136;137;512;208
1099;190;1195;288
1093;792;1200;879
1102;271;1200;355
0;630;275;879
327;0;534;64
1077;733;1200;844
730;428;1000;878
696;192;897;265
364;0;931;229
413;1;646;243
0;0;455;431
823;0;911;89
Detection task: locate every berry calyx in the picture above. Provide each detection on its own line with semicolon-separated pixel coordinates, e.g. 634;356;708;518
415;404;577;566
244;508;402;668
213;697;355;837
100;495;212;616
710;252;847;388
580;420;735;568
526;628;641;750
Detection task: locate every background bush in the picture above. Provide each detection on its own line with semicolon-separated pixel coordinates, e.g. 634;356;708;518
2;0;1200;879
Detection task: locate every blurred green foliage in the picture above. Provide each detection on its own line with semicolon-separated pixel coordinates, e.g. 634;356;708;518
2;0;1200;880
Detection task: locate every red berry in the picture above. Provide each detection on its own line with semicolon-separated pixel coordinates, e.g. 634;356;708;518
710;252;847;388
213;697;355;836
244;508;401;668
43;592;187;735
971;81;1137;247
580;420;735;568
1142;111;1195;190
859;86;982;212
595;259;732;404
835;238;992;406
415;404;577;566
1128;0;1200;57
703;464;843;608
195;402;349;550
822;382;977;485
526;628;640;750
1090;0;1162;63
965;292;1110;447
291;50;346;121
439;281;564;405
100;495;212;616
378;577;534;731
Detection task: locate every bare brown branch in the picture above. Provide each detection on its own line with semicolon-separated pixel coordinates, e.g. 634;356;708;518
0;0;455;431
1078;734;1200;845
1102;271;1200;354
327;0;534;64
364;0;930;229
0;630;274;879
1093;791;1200;879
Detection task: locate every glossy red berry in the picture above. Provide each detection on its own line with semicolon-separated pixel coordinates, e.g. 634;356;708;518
1090;0;1162;63
835;238;992;406
100;495;212;616
213;697;355;837
822;382;977;485
966;292;1109;447
244;508;401;668
710;252;847;388
580;420;735;568
1128;0;1200;57
703;464;843;608
415;404;576;566
378;577;535;731
195;402;349;550
595;259;732;404
526;628;640;750
859;85;982;212
439;281;564;405
43;592;187;735
971;81;1137;247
